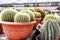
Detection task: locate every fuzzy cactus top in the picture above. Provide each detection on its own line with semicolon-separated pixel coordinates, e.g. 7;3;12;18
14;13;31;22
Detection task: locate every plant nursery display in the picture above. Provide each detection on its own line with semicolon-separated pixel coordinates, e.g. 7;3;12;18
0;8;36;40
20;9;42;27
0;7;60;40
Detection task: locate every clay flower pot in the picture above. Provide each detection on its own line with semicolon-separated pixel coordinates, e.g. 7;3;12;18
34;18;41;27
0;23;3;34
57;34;60;40
1;21;36;40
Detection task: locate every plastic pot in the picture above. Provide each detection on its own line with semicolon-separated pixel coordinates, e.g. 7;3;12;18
1;21;36;40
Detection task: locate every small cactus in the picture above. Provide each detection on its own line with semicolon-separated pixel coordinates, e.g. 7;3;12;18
33;12;41;18
1;8;18;22
20;10;35;21
14;13;30;22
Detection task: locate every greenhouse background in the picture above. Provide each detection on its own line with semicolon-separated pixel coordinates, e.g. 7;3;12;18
0;0;60;40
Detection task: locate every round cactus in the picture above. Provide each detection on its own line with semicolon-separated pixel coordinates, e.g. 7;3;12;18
1;8;18;22
29;9;35;12
14;13;30;22
55;15;60;26
33;12;41;18
43;14;56;23
40;19;59;40
20;10;35;21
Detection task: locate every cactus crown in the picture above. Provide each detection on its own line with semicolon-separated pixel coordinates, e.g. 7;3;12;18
1;8;18;22
14;13;30;22
20;10;35;21
43;14;56;23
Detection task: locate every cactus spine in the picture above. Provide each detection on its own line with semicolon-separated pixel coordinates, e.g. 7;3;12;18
14;13;30;22
40;19;59;40
1;8;18;22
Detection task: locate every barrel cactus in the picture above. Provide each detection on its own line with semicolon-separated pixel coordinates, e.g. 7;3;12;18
14;13;30;22
55;15;60;26
40;19;59;40
1;8;18;22
29;9;35;12
33;12;41;18
43;14;56;23
34;7;45;14
20;10;35;21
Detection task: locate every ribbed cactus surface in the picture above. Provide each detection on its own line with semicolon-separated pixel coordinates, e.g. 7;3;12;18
1;8;18;22
20;10;35;21
14;13;30;22
43;14;56;23
40;19;59;40
33;12;41;18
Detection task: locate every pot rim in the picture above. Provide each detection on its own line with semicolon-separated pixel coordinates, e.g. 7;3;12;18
0;21;36;25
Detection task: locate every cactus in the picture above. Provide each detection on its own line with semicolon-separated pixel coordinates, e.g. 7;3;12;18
43;14;56;23
20;10;35;21
14;13;30;22
55;15;60;26
29;9;35;12
40;19;59;40
1;8;18;22
33;12;41;18
34;7;45;14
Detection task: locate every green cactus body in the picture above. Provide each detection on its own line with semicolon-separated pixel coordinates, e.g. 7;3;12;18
1;8;18;22
29;9;35;12
55;16;60;26
20;10;35;21
14;13;30;22
40;19;59;40
33;12;41;18
43;14;56;23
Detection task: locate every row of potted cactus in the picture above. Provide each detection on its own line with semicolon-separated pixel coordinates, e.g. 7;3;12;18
0;8;42;40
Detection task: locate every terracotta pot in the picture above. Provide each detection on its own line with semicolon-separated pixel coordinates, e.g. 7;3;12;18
11;39;20;40
1;21;36;39
0;23;3;34
57;34;60;40
34;18;41;27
